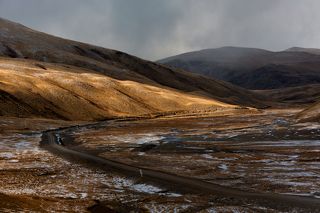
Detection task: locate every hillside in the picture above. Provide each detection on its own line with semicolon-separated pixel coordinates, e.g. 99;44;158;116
254;84;320;105
297;102;320;122
0;58;238;120
159;46;320;90
286;47;320;55
0;18;264;120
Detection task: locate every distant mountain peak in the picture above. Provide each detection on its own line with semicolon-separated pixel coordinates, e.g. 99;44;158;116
285;47;320;55
159;45;320;90
0;18;265;120
285;47;304;51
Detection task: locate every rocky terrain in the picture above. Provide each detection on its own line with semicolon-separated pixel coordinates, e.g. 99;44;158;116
2;109;320;212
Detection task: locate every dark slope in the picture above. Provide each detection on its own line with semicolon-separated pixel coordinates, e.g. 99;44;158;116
159;46;320;90
254;84;320;105
0;18;264;110
286;47;320;55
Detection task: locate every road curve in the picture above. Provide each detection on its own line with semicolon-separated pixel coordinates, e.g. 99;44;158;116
40;123;320;212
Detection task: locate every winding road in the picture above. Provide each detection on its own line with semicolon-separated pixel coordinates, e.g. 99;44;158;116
40;120;320;212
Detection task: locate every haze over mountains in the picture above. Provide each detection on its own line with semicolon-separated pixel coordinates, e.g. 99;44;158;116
286;47;320;55
159;46;320;90
1;17;320;121
0;18;265;120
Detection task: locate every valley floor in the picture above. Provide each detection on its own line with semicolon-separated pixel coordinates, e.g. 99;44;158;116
0;109;320;212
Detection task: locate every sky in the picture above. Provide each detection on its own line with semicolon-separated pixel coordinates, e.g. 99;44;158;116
0;0;320;60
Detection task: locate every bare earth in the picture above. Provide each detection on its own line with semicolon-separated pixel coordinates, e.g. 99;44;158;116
1;109;320;212
0;17;319;213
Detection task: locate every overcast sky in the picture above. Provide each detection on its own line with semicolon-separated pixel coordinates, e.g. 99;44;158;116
0;0;320;60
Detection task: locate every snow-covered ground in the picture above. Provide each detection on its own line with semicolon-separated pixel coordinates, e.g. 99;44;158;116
0;131;189;212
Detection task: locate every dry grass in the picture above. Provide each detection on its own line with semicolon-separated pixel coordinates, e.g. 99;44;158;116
0;18;267;121
253;84;320;106
297;102;320;122
0;58;235;120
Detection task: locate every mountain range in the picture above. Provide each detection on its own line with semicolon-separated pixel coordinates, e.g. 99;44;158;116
1;17;320;121
0;18;265;120
159;46;320;90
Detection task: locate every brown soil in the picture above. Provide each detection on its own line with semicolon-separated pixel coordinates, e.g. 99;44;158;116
41;109;320;212
297;102;320;122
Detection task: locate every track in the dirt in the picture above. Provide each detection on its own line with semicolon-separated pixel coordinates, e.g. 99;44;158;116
40;120;320;212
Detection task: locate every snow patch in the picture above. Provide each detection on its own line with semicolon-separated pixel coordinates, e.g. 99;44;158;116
131;184;162;194
138;152;145;156
80;192;88;199
14;141;31;150
218;164;228;171
201;154;214;160
0;152;15;159
106;133;165;145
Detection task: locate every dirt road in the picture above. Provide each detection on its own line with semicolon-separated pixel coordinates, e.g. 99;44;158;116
40;121;320;212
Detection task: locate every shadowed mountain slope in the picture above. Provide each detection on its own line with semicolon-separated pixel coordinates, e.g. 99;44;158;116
0;18;265;120
286;47;320;55
159;46;320;90
254;84;320;105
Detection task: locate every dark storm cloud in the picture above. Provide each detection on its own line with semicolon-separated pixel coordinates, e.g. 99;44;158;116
0;0;320;60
